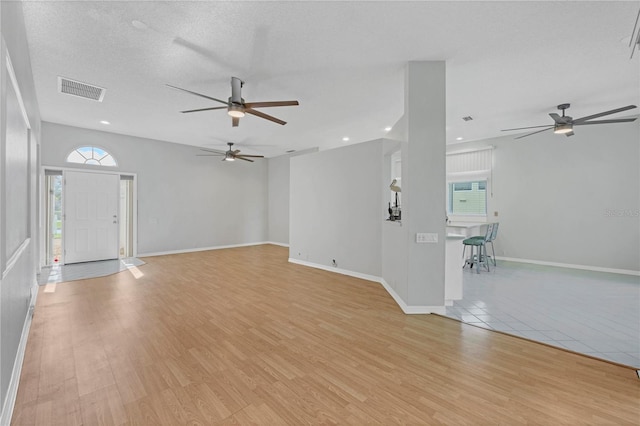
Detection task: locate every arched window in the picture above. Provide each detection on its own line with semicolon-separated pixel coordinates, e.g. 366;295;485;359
66;146;117;167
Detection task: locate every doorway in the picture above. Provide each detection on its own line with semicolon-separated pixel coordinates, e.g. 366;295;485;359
64;170;120;263
43;168;137;266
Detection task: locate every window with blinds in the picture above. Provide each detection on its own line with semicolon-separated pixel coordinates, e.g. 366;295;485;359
446;147;493;216
449;180;487;215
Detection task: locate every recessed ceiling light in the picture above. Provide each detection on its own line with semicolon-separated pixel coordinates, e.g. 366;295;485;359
131;20;148;30
100;120;110;125
342;137;349;142
456;137;463;141
384;126;392;132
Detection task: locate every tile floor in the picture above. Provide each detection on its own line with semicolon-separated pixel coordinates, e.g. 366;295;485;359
445;260;640;368
37;257;145;285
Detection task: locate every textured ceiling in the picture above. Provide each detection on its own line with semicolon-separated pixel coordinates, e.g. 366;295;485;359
22;1;640;157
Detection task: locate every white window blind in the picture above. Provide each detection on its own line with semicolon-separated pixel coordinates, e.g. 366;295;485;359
446;147;492;175
446;147;493;216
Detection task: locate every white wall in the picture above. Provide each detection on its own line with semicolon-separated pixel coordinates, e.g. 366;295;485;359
449;118;640;272
0;1;41;421
289;140;384;276
402;61;446;306
267;148;317;245
41;122;269;255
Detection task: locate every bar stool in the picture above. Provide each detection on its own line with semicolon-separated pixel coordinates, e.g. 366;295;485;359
462;223;494;273
485;222;499;266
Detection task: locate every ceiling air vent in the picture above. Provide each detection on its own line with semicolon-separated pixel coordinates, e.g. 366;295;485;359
58;77;106;102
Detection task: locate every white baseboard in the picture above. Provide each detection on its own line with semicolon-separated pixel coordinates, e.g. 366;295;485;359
288;258;445;315
265;241;290;248
378;278;446;315
0;279;39;426
138;241;272;258
287;258;382;283
496;256;640;277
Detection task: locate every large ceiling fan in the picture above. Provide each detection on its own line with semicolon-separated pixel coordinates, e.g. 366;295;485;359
167;77;299;127
197;142;264;162
502;103;637;139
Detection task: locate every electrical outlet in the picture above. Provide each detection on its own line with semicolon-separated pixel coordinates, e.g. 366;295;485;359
332;259;337;267
494;211;499;217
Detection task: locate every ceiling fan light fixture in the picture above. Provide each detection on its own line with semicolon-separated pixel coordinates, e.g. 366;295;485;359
227;104;245;118
554;123;573;134
224;152;235;161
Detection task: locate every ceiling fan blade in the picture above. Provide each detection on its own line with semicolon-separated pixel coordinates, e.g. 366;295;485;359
232;117;240;127
166;84;229;106
181;106;228;113
514;127;554;139
233;149;241;154
244;100;299;108
234;156;254;162
237;155;265;158
575;118;638;125
549;113;565;123
502;124;553;131
196;154;224;156
573;105;637;124
200;147;226;154
245;108;286;125
565;131;575;137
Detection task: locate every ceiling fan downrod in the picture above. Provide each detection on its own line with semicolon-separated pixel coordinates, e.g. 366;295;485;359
557;103;570;117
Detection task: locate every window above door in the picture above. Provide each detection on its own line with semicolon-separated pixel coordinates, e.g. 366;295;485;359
66;146;117;167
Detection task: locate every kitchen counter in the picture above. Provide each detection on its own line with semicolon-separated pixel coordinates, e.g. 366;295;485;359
447;222;487;237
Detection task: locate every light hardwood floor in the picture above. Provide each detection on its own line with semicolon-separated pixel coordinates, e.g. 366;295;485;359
12;244;640;425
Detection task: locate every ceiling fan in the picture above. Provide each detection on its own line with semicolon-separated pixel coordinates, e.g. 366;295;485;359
167;77;299;127
502;103;637;139
197;142;264;162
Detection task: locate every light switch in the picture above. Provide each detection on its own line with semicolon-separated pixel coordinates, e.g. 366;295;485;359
416;233;438;243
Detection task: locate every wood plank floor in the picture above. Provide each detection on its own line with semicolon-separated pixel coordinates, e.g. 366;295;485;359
12;244;640;425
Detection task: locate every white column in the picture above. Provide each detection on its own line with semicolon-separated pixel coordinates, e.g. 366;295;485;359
403;61;446;308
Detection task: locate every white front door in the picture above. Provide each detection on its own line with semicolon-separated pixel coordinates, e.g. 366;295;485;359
64;170;119;264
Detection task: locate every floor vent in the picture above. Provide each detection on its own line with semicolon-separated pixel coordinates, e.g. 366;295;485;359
58;77;106;102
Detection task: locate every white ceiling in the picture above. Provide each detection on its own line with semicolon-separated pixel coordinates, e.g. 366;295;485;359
22;1;640;157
